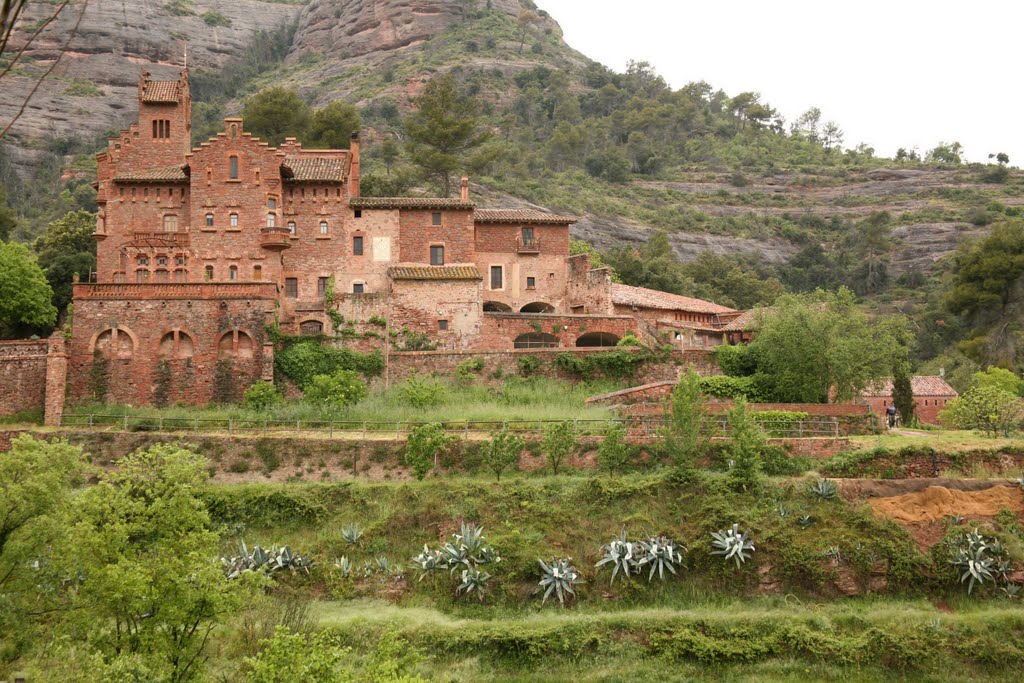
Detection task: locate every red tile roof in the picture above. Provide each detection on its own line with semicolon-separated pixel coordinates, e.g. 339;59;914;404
388;265;482;280
141;80;181;103
720;308;767;332
610;283;736;315
474;208;577;224
281;156;347;183
862;376;959;398
113;165;188;183
350;197;474;210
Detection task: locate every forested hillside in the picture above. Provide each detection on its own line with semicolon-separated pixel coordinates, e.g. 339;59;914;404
1;0;1021;381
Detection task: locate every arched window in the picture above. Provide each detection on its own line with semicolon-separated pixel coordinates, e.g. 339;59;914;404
514;332;558;349
229;265;238;281
218;329;254;359
158;330;194;360
155;269;169;282
136;269;150;283
300;320;323;336
576;332;620;348
520;302;555;314
483;301;513;313
205;213;214;227
253;265;262;280
229;213;239;227
94;327;134;359
205;265;214;281
319;221;328;235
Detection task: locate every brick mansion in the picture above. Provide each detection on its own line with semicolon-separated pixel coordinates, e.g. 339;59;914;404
66;69;754;405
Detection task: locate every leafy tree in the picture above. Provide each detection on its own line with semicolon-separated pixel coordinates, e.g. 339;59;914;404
404;74;491;196
0;241;57;337
749;288;911;403
820;121;844;151
304;370;367;408
405;423;454;481
726;398;763;492
482;428;524;481
940;385;1023;437
33;209;96;312
247;626;350;683
542;421;576;475
782;242;841;292
848;211;891;295
681;252;786;309
597;423;634;477
605;232;690;295
0;437;84;656
584;148;631;182
926;141;963;164
945;223;1024;369
664;370;713;473
891;361;916;426
972;367;1024;397
380;136;400;175
242;87;312;146
58;444;244;681
306;101;360;149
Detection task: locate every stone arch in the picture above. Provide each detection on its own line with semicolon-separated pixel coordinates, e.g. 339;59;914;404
483;301;513;313
90;326;138;359
300;320;324;336
520;301;555;314
217;329;254;359
576;331;620;348
514;332;558;349
158;329;194;360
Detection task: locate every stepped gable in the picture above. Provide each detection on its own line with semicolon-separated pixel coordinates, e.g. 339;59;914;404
610;283;735;315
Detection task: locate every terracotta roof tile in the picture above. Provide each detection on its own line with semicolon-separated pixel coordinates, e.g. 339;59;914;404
388;265;482;281
350;197;475;210
720;308;767;332
610;283;736;315
141;80;181;103
281;156;347;183
474;208;577;224
862;376;959;398
113;165;188;183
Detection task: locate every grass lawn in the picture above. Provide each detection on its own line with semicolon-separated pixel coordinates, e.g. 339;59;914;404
849;429;1024;453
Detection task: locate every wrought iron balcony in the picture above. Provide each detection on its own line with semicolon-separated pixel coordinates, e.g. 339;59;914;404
517;237;541;253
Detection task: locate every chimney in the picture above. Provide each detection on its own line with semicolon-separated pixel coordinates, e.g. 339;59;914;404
460;176;469;202
939;367;945;378
349;131;360;198
138;69;150;100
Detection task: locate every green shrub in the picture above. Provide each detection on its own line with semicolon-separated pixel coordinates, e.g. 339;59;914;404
405;423;455;480
303;370;367;408
698;375;771;402
482;428;525;481
201;10;231;26
243;381;282;411
517;354;542;376
399;373;448;408
712;344;759;377
597;424;635;476
750;410;810;437
275;340;383;388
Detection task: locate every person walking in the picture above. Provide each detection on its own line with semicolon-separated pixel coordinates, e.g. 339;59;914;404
886;404;897;429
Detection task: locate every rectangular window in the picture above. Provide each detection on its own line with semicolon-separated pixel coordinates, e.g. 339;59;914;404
526;276;536;289
522;227;534;244
230;213;238;227
431;212;442;226
319;221;328;235
430;245;445;266
229;156;238;179
353;283;364;294
285;278;298;298
253;265;262;281
490;265;503;290
287;221;296;235
205;213;214;227
205;265;214;281
354;209;362;218
438;319;448;331
352;235;363;255
317;276;329;297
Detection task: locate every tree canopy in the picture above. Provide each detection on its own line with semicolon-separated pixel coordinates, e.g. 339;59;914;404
306;101;361;149
33;209;96;312
0;241;57;337
242;87;313;146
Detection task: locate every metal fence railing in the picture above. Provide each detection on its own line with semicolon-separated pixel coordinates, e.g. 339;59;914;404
59;414;841;439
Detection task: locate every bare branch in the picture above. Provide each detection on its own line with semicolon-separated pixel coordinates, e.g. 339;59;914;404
0;0;72;82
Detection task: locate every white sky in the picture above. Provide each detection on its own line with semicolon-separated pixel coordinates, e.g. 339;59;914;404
541;0;1019;165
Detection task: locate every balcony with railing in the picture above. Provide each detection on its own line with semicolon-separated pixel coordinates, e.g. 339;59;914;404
259;227;292;250
74;281;279;300
516;236;541;253
131;231;191;246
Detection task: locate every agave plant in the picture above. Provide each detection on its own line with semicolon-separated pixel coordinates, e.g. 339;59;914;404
474;545;502;566
360;561;375;579
950;529;1004;595
710;525;755;568
1001;584;1021;599
808;478;838;500
635;536;685;582
375;556;392;573
1017;474;1024;490
333;556;352;579
221;541;312;579
947;514;965;526
823;546;842;562
777;506;789;518
456;567;492;601
537;557;583;604
798;515;814;529
595;530;636;585
411;545;446;581
341;523;364;545
456;522;485;555
440;541;472;573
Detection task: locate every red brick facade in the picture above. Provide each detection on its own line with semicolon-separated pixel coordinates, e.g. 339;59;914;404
61;68;756;407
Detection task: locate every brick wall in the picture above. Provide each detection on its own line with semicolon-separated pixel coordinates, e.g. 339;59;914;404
863;395;953;426
389;279;483;346
477;312;636;350
0;340;48;417
475;222;570;313
68;284;276;406
398;208;476;263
